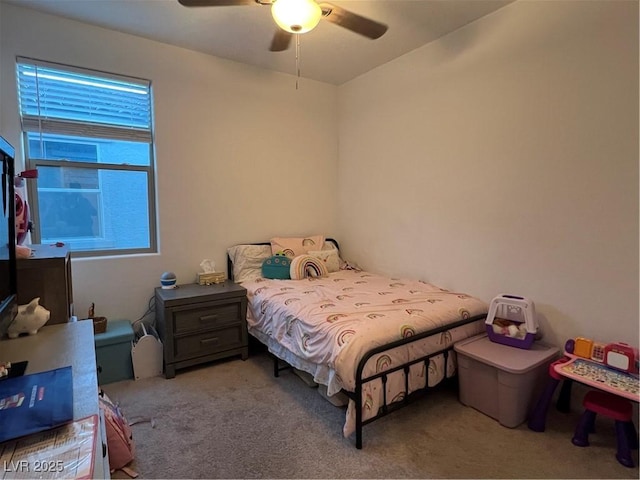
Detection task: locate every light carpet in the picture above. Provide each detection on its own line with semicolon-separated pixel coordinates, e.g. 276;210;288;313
104;352;639;479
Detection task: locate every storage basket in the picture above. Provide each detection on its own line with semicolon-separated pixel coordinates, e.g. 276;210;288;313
92;316;108;334
485;294;537;349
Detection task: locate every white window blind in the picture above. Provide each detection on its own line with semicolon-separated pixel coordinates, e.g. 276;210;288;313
17;58;152;142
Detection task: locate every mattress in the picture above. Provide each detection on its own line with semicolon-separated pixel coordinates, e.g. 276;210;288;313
243;269;488;437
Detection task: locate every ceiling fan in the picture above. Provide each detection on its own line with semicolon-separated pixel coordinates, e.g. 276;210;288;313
177;0;388;52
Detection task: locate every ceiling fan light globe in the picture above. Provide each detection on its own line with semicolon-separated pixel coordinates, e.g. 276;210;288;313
271;0;322;34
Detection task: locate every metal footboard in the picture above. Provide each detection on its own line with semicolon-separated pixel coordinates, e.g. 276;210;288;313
345;314;486;449
269;314;486;449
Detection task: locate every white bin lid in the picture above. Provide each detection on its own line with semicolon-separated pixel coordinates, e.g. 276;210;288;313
454;334;559;374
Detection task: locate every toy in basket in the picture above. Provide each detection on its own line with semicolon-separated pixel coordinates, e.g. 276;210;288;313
485;294;538;349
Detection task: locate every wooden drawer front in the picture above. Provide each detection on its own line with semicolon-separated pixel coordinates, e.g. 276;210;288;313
173;326;243;361
173;302;241;334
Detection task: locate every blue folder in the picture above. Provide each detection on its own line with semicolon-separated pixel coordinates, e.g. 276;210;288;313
0;366;73;443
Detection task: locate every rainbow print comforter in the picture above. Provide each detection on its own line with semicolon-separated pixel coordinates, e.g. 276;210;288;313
244;270;488;437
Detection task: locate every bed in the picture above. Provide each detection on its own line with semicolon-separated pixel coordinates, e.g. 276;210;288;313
227;238;488;448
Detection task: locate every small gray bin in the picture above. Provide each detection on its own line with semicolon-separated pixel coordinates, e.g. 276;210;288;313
454;334;558;427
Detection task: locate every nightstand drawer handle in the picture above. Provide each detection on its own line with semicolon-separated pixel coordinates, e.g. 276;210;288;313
201;337;219;345
199;314;219;323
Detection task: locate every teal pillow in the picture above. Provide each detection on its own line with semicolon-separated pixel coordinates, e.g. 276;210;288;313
261;254;291;279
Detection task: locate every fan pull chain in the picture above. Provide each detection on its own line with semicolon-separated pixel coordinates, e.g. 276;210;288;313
295;34;301;90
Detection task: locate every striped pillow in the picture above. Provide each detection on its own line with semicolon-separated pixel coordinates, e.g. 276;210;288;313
290;255;329;280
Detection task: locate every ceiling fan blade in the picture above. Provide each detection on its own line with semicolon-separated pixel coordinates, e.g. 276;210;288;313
269;29;293;52
319;3;387;40
178;0;260;6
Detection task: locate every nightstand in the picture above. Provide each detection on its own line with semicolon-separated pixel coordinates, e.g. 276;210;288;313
154;281;248;379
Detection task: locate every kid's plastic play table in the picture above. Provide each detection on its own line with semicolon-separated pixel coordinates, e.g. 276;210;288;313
527;353;640;432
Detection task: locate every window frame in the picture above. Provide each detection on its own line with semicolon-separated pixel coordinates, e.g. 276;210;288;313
16;57;158;258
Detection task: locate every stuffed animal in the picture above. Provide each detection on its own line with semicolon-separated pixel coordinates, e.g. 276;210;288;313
491;318;527;339
7;297;50;338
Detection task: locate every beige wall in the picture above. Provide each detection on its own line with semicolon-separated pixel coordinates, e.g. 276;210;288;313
338;0;639;347
0;4;339;323
1;1;638;350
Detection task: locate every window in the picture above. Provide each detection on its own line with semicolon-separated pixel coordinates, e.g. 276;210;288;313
16;58;157;256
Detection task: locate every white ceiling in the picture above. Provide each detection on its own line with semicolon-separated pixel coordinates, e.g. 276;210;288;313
3;0;514;85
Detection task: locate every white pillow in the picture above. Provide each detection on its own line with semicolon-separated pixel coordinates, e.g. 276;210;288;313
227;244;272;283
308;249;340;273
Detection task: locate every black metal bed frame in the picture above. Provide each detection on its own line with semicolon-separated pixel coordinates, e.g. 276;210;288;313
227;239;486;449
269;314;486;448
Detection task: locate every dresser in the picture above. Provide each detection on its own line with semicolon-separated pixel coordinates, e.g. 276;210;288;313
155;282;248;379
17;244;73;325
0;321;109;478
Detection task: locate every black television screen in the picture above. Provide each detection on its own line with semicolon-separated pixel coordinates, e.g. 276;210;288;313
0;135;18;340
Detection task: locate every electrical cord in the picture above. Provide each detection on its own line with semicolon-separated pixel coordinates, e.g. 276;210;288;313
131;295;156;331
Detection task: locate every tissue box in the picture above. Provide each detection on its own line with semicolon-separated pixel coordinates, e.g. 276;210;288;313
197;272;226;285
